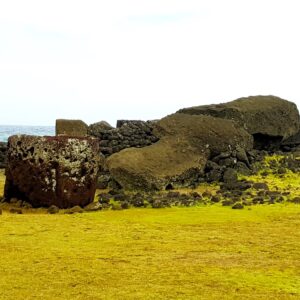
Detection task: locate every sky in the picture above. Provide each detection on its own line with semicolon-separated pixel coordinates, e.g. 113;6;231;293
1;0;300;126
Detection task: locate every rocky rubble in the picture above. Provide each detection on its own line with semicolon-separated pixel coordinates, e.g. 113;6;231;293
89;151;300;210
105;96;300;191
2;95;300;211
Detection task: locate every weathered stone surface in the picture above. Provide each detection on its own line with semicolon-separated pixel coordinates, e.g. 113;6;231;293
177;95;300;149
88;121;114;136
65;205;84;214
117;120;146;128
232;202;244;209
47;205;59;214
223;168;238;184
107;114;253;191
107;138;207;190
84;201;102;212
56;119;88;137
0;142;7;168
281;130;300;147
4;135;99;208
90;120;159;157
154;114;253;155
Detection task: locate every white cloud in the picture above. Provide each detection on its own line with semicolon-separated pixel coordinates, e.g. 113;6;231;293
0;0;300;125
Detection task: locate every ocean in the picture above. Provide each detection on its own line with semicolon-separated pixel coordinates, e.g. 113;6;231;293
0;125;55;142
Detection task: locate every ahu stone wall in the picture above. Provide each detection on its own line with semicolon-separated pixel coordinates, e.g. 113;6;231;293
88;120;159;157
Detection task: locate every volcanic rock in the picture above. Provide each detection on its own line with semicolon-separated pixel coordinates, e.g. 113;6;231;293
232;202;244;209
177;95;300;150
9;208;22;214
65;205;84;214
56;119;88;137
88;121;114;136
47;205;59;214
281;129;300;145
289;197;300;204
0;142;7;168
84;201;102;212
107;114;252;190
223;168;238;184
253;182;269;191
4;135;99;208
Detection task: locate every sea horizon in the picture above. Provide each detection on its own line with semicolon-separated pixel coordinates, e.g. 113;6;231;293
0;125;55;142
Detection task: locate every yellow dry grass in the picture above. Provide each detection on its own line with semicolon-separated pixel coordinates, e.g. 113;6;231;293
1;171;300;299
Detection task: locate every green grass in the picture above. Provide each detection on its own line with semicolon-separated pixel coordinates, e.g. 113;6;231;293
239;154;300;199
1;169;300;299
1;205;300;299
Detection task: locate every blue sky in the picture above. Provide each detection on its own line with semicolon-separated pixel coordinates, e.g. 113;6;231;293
1;0;300;126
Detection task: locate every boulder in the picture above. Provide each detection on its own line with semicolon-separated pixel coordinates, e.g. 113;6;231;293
177;95;300;150
107;114;253;190
84;201;102;212
56;119;88;137
88;121;114;136
107;138;207;190
4;135;99;208
281;130;300;148
65;205;84;214
153;114;253;156
47;205;59;214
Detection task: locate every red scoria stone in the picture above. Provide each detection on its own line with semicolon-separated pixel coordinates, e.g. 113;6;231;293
4;135;99;208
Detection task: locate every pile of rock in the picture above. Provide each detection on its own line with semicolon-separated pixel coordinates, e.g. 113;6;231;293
107;113;253;190
2;94;300;210
106;95;300;191
88;120;159;156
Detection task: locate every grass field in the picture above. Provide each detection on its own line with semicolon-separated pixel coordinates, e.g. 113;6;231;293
1;171;300;299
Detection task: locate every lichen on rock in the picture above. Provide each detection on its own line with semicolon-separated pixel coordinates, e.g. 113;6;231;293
4;135;99;208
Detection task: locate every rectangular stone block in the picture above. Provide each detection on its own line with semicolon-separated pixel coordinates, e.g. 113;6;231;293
56;119;88;137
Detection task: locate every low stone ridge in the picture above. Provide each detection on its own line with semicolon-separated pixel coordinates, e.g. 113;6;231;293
90;120;159;157
107;114;253;190
56;119;88;137
0;142;7;168
4;135;99;208
177;95;300;150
